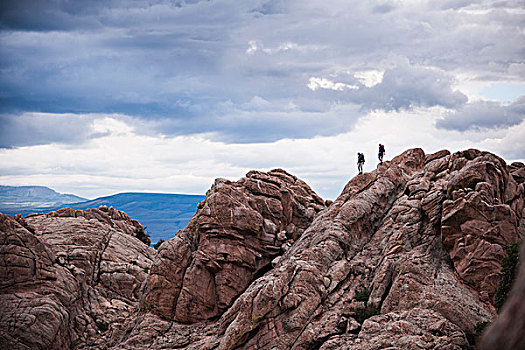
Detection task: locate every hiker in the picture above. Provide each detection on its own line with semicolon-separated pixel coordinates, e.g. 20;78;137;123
357;152;365;174
378;144;385;164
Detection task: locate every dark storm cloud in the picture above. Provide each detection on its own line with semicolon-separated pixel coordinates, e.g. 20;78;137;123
0;0;523;147
437;96;525;131
0;113;101;148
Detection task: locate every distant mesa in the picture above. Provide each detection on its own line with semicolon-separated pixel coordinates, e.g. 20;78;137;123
0;185;87;210
0;186;205;243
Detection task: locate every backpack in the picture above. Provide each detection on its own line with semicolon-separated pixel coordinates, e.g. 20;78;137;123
379;144;385;153
358;153;365;162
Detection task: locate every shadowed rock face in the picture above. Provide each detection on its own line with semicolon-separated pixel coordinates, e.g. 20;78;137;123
0;207;156;349
142;168;327;323
479;239;525;350
2;150;524;350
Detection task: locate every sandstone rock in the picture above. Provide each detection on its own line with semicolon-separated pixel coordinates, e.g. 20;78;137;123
0;208;155;349
199;148;521;349
3;149;524;350
142;168;326;323
441;151;521;304
479;240;525;350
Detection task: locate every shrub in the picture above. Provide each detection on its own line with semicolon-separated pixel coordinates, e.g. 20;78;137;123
134;226;151;246
351;288;379;324
153;239;165;250
494;242;520;310
352;304;379;324
354;289;370;304
474;321;489;336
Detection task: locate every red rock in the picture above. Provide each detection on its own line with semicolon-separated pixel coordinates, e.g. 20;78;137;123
0;208;155;349
3;149;524;350
479;241;525;350
142;168;326;323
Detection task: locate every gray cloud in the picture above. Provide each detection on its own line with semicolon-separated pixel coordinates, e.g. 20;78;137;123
0;113;102;148
357;62;468;111
0;0;523;147
437;96;525;131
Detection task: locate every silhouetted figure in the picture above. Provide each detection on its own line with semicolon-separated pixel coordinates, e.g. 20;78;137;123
378;144;385;164
357;152;365;174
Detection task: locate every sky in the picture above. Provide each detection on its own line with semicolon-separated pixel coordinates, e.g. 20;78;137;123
0;0;524;200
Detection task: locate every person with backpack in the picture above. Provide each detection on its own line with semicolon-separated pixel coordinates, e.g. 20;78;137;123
378;144;385;164
357;152;365;174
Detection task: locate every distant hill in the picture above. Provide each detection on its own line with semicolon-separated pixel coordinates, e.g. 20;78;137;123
0;186;204;244
0;185;87;215
60;193;205;243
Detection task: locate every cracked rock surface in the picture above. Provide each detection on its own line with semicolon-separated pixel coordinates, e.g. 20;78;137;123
0;207;155;349
2;150;524;349
142;168;326;324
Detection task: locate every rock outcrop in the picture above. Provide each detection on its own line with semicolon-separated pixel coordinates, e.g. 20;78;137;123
0;207;155;349
142;169;326;323
1;150;524;350
479;237;525;350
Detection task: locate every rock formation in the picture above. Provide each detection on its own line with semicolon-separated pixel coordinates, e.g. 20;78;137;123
0;207;156;349
479;235;525;350
142;169;326;323
1;150;524;349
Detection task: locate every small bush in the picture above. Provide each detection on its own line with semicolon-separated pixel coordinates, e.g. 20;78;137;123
352;304;379;324
474;321;489;336
134;226;151;246
494;242;520;310
351;288;378;324
467;321;490;346
153;239;165;250
354;289;370;304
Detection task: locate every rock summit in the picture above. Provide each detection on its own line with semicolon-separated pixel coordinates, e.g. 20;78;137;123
1;150;524;349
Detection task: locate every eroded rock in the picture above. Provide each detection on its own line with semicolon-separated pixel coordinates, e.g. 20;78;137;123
0;208;155;349
142;168;326;323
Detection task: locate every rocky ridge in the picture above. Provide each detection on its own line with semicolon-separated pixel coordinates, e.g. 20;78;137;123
1;150;524;349
0;207;155;349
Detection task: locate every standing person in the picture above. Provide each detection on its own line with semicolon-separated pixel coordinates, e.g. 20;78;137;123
378;144;385;164
357;152;365;174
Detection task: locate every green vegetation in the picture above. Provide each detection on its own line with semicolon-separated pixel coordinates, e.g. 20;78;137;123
354;288;371;303
352;304;380;324
494;242;520;310
467;321;490;346
351;288;379;324
96;320;109;332
153;239;165;250
134;226;151;246
474;321;489;336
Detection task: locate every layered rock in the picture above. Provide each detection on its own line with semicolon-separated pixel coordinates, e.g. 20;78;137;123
479;238;525;350
125;148;521;349
2;149;524;350
0;207;155;349
142;169;326;323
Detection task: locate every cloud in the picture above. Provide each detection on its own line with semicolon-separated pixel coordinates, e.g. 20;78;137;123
354;70;384;88
436;96;525;131
307;77;359;91
1;108;523;201
0;113;101;148
356;61;468;111
0;0;523;147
